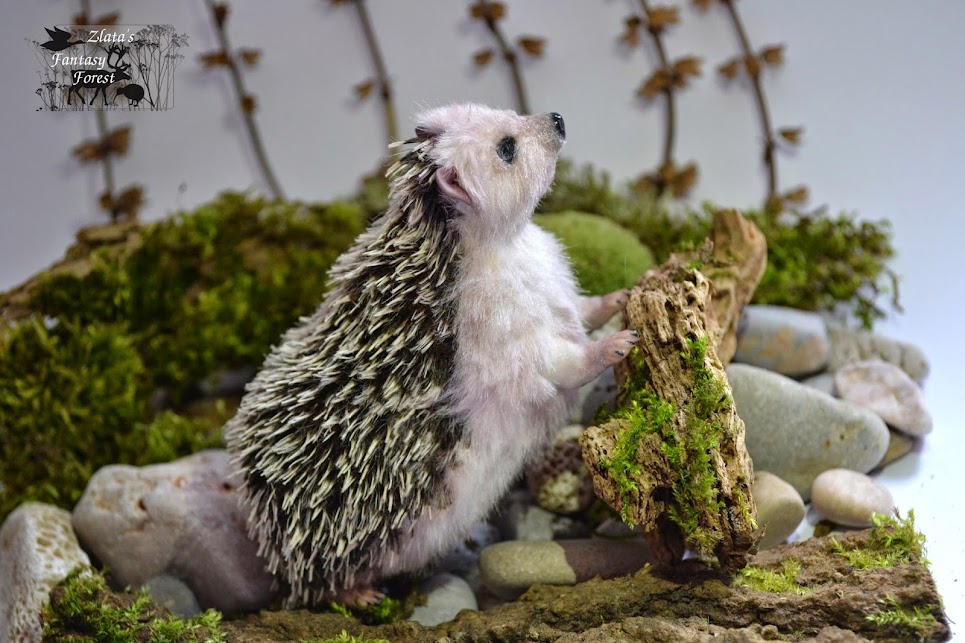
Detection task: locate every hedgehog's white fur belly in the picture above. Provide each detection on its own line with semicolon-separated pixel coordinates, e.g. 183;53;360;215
382;222;584;575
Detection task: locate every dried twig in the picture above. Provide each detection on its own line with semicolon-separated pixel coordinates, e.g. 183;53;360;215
201;0;285;201
347;0;398;145
470;1;545;115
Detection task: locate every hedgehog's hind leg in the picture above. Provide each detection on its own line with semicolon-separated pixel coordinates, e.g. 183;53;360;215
330;584;385;608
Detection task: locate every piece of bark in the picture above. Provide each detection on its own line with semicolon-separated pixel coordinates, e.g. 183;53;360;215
673;208;767;366
580;259;757;572
216;528;950;642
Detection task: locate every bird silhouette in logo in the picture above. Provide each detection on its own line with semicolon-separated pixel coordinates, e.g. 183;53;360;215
41;26;83;52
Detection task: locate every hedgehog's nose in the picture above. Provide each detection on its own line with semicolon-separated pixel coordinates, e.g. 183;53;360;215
550;112;565;140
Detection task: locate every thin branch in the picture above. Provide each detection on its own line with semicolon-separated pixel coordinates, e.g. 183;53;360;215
353;0;398;145
478;0;530;115
639;0;676;180
204;0;285;201
720;0;777;210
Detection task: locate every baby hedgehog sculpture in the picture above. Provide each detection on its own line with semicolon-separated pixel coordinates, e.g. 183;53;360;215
225;103;639;607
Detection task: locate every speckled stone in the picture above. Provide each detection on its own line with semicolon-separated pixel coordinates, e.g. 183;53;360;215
480;539;654;599
526;424;596;515
834;359;933;437
733;305;831;377
827;325;929;385
752;472;806;549
72;450;276;614
810;469;895;527
408;573;478;626
0;502;92;643
726;363;889;499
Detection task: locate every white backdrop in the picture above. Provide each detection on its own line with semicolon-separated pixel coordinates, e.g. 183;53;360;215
1;1;962;634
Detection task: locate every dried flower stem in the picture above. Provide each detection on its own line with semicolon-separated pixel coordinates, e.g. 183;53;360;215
478;0;530;114
204;0;284;201
353;0;398;144
78;0;119;221
639;0;676;193
721;0;777;209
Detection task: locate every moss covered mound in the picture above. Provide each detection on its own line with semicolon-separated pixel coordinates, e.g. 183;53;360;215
534;211;655;295
0;192;366;521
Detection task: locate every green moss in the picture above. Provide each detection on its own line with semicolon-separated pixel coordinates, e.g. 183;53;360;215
865;595;939;641
832;510;928;570
541;160;899;328
734;559;810;595
327;596;404;626
1;193;365;522
533;211;654;295
42;569;226;642
602;335;740;554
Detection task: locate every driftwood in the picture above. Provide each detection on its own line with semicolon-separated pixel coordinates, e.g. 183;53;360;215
218;528;950;642
580;248;758;571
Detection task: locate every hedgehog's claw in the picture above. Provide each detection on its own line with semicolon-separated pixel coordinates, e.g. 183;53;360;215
332;585;385;609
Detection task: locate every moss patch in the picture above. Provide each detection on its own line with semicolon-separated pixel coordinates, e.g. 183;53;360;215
42;570;226;642
735;559;810;595
832;510;928;570
865;595;939;642
534;211;654;295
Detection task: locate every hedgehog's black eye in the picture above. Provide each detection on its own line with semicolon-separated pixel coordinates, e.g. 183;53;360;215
496;136;517;164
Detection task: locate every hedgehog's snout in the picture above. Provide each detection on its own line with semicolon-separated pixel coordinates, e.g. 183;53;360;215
549;112;565;140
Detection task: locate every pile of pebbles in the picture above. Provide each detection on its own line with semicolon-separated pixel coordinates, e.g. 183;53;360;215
0;304;932;638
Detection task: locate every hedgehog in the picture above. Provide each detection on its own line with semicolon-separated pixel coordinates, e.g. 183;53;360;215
224;103;639;607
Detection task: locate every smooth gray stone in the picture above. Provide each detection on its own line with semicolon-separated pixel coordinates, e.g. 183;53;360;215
480;539;653;600
811;469;895;528
0;502;92;643
752;472;805;549
726;364;889;500
408;573;478;626
72;450;275;615
800;372;836;396
142;574;202;618
733;305;830;377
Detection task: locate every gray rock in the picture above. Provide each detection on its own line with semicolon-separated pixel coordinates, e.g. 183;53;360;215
576;367;618;426
0;502;92;643
827;325;930;385
800;372;837;396
811;469;895;527
526;424;596;515
726;364;889;499
72;450;275;614
494;490;589;541
752;472;805;549
480;539;653;600
733;305;830;377
408;573;478;626
834;359;933;437
142;574;201;618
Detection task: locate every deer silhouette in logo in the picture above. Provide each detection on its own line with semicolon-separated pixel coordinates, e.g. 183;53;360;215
67;44;143;107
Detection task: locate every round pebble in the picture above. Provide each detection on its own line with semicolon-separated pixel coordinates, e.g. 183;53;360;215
408;573;477;627
752;472;805;549
733;305;830;377
878;429;916;468
810;469;895;527
142;574;201;618
834;359;933;436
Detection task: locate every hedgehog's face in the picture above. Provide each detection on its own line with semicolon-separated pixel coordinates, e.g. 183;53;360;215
415;103;565;239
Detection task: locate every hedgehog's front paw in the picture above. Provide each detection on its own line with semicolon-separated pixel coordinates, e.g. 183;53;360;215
581;289;631;331
599;329;640;367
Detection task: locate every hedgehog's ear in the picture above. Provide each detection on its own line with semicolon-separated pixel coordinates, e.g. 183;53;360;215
414;125;439;141
435;167;472;209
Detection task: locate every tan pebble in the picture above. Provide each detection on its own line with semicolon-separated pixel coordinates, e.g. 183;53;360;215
811;469;894;527
752;472;805;549
834;359;932;436
878;428;916;469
